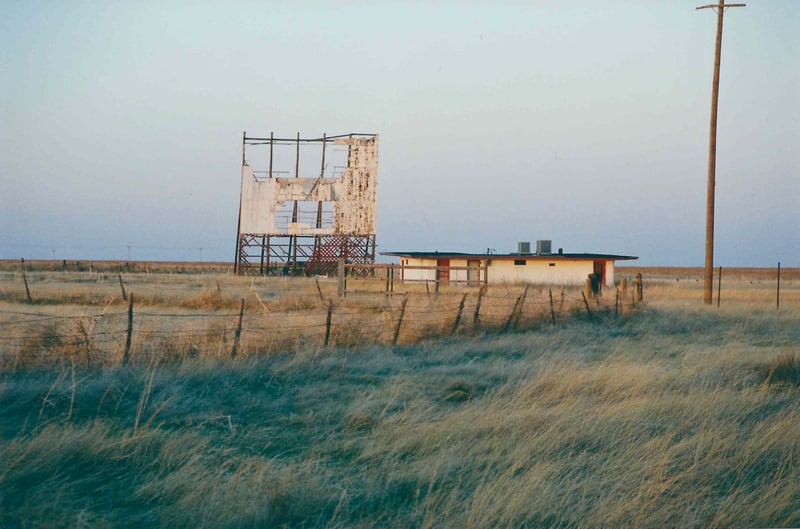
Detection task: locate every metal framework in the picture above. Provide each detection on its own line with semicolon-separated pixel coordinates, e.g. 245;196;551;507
235;132;378;276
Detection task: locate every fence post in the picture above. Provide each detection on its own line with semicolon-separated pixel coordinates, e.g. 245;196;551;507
513;285;530;330
337;258;345;298
615;288;620;318
451;294;468;336
549;289;557;325
392;297;408;346
620;277;627;299
473;285;485;330
324;300;333;347
716;266;722;308
123;293;134;365
231;298;245;359
777;262;781;310
118;274;128;302
636;273;643;302
581;290;594;321
504;287;528;333
519;285;530;328
22;272;32;303
315;278;324;302
585;278;593;301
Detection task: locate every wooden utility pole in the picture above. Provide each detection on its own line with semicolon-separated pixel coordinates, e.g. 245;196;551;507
697;1;745;305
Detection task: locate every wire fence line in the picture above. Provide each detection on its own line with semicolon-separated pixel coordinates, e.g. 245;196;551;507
0;279;637;368
2;263;793;368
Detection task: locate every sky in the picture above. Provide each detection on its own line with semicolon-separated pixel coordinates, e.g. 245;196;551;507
1;1;798;267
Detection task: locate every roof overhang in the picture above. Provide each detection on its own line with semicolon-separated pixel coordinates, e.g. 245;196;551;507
381;251;638;261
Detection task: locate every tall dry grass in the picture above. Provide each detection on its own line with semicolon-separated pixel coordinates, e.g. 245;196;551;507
2;297;800;527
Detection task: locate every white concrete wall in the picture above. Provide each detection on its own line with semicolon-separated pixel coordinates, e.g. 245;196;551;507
488;259;594;285
400;257;438;282
605;261;615;287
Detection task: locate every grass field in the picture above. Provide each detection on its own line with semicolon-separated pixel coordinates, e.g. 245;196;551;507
1;263;799;528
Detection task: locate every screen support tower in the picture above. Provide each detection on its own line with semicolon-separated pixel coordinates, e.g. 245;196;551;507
235;132;378;276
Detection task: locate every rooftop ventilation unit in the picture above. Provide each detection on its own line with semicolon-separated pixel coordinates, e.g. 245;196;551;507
536;240;552;255
518;241;531;255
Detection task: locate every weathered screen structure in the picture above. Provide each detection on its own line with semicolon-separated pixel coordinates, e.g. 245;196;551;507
235;132;378;275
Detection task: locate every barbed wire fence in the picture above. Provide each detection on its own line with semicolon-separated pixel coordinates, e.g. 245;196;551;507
0;272;641;368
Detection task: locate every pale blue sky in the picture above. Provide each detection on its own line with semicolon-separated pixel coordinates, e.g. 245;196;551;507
1;1;797;266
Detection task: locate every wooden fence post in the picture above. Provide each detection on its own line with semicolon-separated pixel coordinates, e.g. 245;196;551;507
118;274;128;302
473;285;485;330
324;300;333;347
777;261;781;310
451;294;468;336
581;290;594;321
504;286;529;333
615;288;620;318
504;296;522;332
392;298;408;346
636;273;643;302
513;285;530;330
22;272;32;303
717;266;722;308
231;298;245;359
315;278;324;302
620;277;627;299
585;278;593;301
549;289;557;325
123;293;134;365
337;258;345;298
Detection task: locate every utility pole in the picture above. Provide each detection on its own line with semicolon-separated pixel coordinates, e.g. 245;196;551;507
696;1;745;305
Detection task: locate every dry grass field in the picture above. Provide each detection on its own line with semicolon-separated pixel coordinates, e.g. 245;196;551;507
1;261;799;528
0;260;635;367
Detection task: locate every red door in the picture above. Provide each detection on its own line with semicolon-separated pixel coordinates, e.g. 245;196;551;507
593;260;605;291
437;259;450;285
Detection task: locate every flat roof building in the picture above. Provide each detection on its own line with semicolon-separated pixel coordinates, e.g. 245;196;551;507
382;241;637;289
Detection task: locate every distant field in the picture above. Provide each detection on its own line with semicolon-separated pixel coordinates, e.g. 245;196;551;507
618;264;797;281
0;259;234;274
1;262;798;528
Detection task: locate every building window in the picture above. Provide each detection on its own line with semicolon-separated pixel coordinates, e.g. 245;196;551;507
549;263;556;267
514;259;526;266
